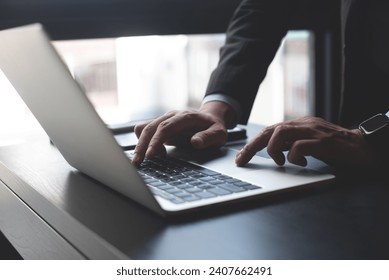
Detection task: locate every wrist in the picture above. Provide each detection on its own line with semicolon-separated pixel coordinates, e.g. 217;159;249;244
199;101;237;129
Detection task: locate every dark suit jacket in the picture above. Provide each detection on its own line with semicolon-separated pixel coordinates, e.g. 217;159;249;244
205;0;389;127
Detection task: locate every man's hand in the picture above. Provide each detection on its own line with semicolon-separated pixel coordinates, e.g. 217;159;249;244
132;102;235;165
235;116;374;168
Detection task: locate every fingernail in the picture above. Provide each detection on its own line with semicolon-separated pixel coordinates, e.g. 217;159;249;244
192;136;204;148
147;147;160;159
132;155;140;166
235;153;245;166
145;148;153;159
296;158;307;167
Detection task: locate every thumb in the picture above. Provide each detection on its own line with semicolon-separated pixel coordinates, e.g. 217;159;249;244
190;125;227;149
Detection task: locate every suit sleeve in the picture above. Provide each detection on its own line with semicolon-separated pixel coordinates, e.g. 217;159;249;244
205;0;304;124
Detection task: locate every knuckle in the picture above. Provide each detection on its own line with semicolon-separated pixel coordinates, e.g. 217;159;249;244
274;124;286;132
134;141;147;153
286;150;297;161
159;120;171;129
266;146;275;156
273;124;290;136
304;116;317;122
164;110;178;117
143;124;156;134
260;126;273;136
215;127;228;137
134;124;144;136
267;141;280;154
291;140;304;152
302;116;314;122
202;128;227;140
319;135;333;146
312;123;323;131
244;143;253;151
243;142;256;154
183;111;197;120
323;129;349;142
297;116;315;125
308;116;325;127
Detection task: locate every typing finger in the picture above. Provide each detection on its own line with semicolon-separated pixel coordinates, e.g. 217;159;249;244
132;112;177;165
287;139;323;166
134;122;149;138
267;125;315;166
235;126;274;166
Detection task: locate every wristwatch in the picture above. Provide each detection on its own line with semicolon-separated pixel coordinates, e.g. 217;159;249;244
358;113;389;157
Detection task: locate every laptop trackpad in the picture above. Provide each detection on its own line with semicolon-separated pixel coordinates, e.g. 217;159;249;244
169;147;334;190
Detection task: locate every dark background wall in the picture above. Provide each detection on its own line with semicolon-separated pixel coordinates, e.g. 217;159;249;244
0;0;336;37
0;0;242;39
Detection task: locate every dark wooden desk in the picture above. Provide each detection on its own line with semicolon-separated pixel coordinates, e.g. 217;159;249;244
1;126;389;260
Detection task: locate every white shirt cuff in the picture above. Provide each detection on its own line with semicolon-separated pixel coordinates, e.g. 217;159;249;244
202;93;242;128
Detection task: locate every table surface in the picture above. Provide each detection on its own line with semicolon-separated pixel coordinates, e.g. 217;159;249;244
1;125;389;260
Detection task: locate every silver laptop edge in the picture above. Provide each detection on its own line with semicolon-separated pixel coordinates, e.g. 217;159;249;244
0;24;167;215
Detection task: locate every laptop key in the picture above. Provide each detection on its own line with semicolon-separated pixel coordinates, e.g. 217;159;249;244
198;176;215;182
196;184;215;190
196;191;217;199
171;175;186;180
182;171;200;176
135;155;258;202
148;181;168;188
215;175;230;180
191;174;206;179
180;178;199;184
170;181;184;186
219;183;246;193
149;187;174;200
185;187;202;193
165;188;182;194
174;191;192;198
208;188;231;196
240;183;261;190
182;195;201;202
197;168;219;176
225;178;241;184
170;198;185;204
176;184;192;189
157;184;175;190
144;177;159;184
188;181;205;186
208;179;224;185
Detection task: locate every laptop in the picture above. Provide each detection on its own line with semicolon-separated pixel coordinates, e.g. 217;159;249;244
0;24;335;216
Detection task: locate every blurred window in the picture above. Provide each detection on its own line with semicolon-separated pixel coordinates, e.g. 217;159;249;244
0;31;313;144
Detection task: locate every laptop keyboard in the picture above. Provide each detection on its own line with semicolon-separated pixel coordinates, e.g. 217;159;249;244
126;152;261;204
